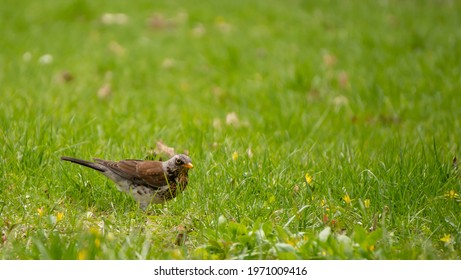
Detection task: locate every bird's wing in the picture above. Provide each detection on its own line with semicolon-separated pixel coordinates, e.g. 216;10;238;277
95;159;168;189
136;161;169;186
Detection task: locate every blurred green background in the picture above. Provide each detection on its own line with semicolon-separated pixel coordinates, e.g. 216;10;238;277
1;0;460;259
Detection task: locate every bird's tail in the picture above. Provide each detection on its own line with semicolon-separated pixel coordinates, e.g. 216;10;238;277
61;156;107;172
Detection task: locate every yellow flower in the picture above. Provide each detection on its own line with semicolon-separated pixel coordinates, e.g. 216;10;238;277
90;227;101;236
94;238;101;248
37;208;44;217
343;194;352;204
444;190;459;199
368;245;375;252
364;199;371;209
440;234;452;244
305;173;313;185
232;151;238;161
56;212;64;222
77;249;87;260
286;238;297;246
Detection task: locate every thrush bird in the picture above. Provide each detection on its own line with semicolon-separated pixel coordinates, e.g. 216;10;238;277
61;154;193;210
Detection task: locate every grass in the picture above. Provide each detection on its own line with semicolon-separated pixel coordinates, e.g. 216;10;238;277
1;0;461;259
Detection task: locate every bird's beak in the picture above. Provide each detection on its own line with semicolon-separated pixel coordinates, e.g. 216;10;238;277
184;162;194;169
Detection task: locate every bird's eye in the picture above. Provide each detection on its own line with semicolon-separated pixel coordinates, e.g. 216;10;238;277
175;158;183;165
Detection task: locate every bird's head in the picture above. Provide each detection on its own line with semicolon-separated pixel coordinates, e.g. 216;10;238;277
164;154;193;175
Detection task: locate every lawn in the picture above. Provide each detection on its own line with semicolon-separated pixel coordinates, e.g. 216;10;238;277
1;0;460;259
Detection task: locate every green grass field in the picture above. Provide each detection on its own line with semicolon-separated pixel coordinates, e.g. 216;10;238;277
1;0;461;259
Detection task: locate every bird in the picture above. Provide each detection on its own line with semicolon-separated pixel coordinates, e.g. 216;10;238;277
61;154;193;210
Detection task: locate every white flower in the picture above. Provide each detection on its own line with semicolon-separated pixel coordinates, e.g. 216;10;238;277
38;54;53;65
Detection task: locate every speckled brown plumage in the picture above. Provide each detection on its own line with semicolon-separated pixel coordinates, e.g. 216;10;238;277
61;154;193;210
